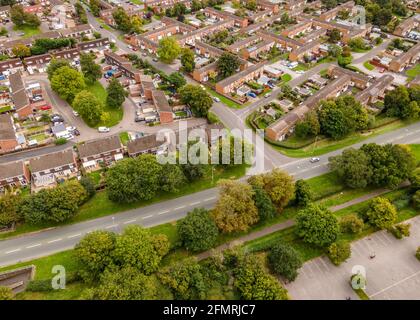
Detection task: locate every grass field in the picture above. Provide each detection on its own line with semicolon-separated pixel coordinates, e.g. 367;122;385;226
13;25;40;38
281;73;292;83
205;86;243;109
406;64;420;81
363;61;375;70
119;131;130;146
86;81;123;128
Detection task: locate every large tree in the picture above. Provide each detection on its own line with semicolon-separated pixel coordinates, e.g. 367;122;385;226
268;241;302;281
178;84;213;117
47;58;71;80
180;48;195;72
50;66;86;103
217;53;240;79
106;155;163;203
80;53;101;84
159;163;186;193
112;7;132;32
10;4;40;27
384;86;418;119
0;286;13;300
112;225;169;274
157;36;181;64
295;204;340;247
177;208;219;252
0;194;22;229
168;72;186;89
106;78;127;109
72;90;103;126
89;0;101;17
252;185;276;221
294;179;313;207
366;197;397;229
74;230;117;283
211;180;259;233
12;44;30;58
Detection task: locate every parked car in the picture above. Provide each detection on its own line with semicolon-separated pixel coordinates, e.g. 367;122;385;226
247;92;257;98
310;157;320;163
66;126;76;132
72;110;79;117
40;105;52;111
213;97;220;102
153;58;158;62
99;25;104;29
264;93;271;98
51;115;64;123
98;126;110;133
73;129;81;136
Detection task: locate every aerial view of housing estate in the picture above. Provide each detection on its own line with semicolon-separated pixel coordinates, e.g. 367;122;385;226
0;0;419;306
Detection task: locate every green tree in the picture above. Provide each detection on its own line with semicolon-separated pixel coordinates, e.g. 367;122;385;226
211;180;259;233
366;197;397;229
180;48;195;72
74;230;117;283
47;58;71;80
180;162;205;182
340;214;364;234
0;286;13;300
72;90;103;125
244;0;257;11
80;53;101;84
12;44;30;58
168;72;186;89
159;163;186;193
178;84;213;117
106;78;127;109
234;255;288;300
294;179;313;207
106;155;163;203
177;208;219;252
10;4;40;27
384;86;412;118
295;111;320;138
89;0;101;16
0;193;22;229
217;53;240;78
252;185;276;221
113;225;169;274
268;241;302;281
86;266;157;300
157;36;181;64
295;204;340;247
112;7;132;32
51;66;86;103
328;28;342;43
80;176;96;199
412;190;420;209
327;241;351;266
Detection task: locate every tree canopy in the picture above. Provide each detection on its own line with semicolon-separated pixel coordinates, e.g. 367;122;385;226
157;36;181;64
51;66;86;103
366;197;397;229
80;53;102;84
217;53;241;79
106;78;127;109
73;90;103;126
178;84;213;117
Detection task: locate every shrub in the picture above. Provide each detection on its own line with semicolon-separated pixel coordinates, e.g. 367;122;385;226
412;190;420;209
389;223;411;239
55;137;67;145
327;241;351;266
0;286;13;300
416;247;420;261
268;241;302;281
339;214;364;234
366;197;397;230
26;279;53;292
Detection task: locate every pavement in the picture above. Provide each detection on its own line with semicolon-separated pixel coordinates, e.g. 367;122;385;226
286;215;420;300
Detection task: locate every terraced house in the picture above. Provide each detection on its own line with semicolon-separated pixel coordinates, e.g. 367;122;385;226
0;161;30;192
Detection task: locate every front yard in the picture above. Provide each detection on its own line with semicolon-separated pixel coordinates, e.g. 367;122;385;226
406;64;420;81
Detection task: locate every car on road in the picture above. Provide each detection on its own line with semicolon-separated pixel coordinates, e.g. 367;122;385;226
98;126;110;133
72;110;79;117
66;126;76;133
40;105;52;111
73;129;81;136
51;114;64;123
213;97;220;102
264;93;271;98
153;58;158;62
127;45;133;50
310;157;320;163
296;70;305;74
99;25;104;29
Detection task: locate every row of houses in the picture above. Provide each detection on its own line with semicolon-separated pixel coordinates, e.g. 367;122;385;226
265;66;394;141
0;123;225;192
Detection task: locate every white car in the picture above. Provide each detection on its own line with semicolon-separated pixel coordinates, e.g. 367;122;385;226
213;97;220;102
73;110;79;117
66;126;76;132
98;126;110;133
264;93;271;98
310;157;320;163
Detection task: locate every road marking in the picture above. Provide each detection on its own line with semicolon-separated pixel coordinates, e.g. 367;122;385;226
48;238;62;244
190;201;201;206
123;219;136;224
26;243;42;249
370;269;420;298
5;248;21;254
204;197;216;202
142;215;153;220
174;205;186;210
68;233;82;239
157;210;169;215
105;225;118;229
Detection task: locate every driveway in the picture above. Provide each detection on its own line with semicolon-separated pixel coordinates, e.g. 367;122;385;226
285;216;420;300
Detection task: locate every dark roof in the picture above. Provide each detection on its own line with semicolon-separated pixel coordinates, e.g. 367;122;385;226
0;161;24;180
29;149;75;173
152;90;171;113
0;114;15;140
11;89;29;111
127;134;165;155
217;62;267;87
78;135;122;158
9;72;25;92
60;24;92;36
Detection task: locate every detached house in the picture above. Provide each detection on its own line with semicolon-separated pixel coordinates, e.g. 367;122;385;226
0;161;30;192
77;136;123;172
29;149;78;189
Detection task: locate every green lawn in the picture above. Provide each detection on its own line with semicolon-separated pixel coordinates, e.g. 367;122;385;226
28;133;48;142
0;105;12;113
406;64;420;81
363;61;375;71
95;18;112;31
86;81;123;128
281;73;292;83
119;131;130;146
292;63;309;72
13;25;40;38
205;86;243;109
410;144;420;163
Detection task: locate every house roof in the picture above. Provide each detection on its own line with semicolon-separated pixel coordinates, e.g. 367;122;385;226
217;62;267;88
60;24;92;36
127;134;165;155
355;74;394;103
29;149;75;173
11;89;30;111
0;161;24;180
152;90;171;113
0;114;15;140
77;135;122;158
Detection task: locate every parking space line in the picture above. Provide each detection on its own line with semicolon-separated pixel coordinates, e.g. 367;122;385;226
105;225;118;229
370;270;420;298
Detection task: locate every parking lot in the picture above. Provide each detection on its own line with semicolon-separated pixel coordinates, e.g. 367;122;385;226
286;216;420;300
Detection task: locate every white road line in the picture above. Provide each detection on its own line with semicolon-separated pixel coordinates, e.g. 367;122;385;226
105;225;118;229
142;215;153;220
47;238;62;244
370;269;420;298
190;201;201;206
123;219;136;224
5;248;21;254
157;210;169;215
204;197;216;202
68;233;82;239
174;205;186;210
26;244;42;249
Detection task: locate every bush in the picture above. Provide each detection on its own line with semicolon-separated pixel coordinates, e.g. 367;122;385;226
327;241;351;266
55;137;67;145
268;241;302;281
389;223;411;239
26;279;53;292
412;190;420;209
80;176;96;198
416;247;420;261
339;214;364;234
0;286;13;300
